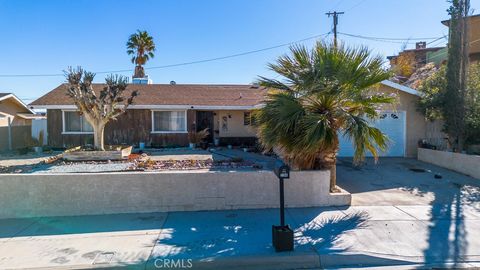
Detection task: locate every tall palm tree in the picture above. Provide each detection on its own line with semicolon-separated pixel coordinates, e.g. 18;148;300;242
255;41;395;192
126;30;156;78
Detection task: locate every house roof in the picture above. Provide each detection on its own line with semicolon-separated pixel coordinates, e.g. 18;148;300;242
30;81;419;110
442;13;480;26
16;113;46;120
381;80;420;96
0;93;36;114
30;84;267;110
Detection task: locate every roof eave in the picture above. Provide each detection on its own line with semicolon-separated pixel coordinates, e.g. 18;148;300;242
0;94;36;114
381;80;421;96
30;104;264;110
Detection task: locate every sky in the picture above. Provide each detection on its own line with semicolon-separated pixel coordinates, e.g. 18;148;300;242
0;0;479;104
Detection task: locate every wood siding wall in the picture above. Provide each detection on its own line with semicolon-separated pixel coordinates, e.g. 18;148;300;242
47;109;195;148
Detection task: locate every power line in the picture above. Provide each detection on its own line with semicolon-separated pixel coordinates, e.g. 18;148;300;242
331;0;346;10
338;32;443;42
427;36;448;46
345;0;368;11
0;32;330;78
145;32;329;70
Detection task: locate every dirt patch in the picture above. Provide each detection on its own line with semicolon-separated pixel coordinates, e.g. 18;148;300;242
130;158;262;171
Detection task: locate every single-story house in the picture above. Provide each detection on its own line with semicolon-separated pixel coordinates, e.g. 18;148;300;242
30;84;265;149
0;93;37;126
29;80;443;157
0;93;45;151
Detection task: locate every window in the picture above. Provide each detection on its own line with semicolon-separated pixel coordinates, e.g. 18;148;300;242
152;110;187;133
244;111;256;126
63;111;93;133
244;112;251;125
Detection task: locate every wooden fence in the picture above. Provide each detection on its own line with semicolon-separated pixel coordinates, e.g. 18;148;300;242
0;125;32;151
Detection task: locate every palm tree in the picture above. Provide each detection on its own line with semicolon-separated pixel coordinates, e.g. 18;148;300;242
126;30;156;78
255;41;395;192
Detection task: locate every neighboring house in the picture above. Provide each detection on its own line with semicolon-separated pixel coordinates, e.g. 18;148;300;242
30;84;265;148
0;93;43;151
389;13;480;83
387;42;446;79
0;93;37;126
30;80;442;158
442;14;480;63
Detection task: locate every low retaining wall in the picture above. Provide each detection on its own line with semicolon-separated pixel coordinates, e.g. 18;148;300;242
418;148;480;179
0;170;350;219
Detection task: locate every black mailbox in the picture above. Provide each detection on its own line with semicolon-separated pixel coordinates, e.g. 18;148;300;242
272;162;293;252
274;163;290;179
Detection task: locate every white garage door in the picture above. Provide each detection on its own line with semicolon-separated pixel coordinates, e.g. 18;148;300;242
338;111;406;157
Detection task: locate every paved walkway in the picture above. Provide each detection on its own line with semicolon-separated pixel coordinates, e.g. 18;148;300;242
0;152;59;167
0;158;479;269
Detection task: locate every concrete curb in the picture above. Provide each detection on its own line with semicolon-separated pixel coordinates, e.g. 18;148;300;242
145;251;321;270
5;253;479;270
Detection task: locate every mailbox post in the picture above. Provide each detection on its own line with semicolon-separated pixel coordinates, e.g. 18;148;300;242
272;162;294;252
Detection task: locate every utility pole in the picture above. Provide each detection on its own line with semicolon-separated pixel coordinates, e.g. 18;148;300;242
326;11;344;47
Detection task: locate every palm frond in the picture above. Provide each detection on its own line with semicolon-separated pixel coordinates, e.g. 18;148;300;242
255;41;394;169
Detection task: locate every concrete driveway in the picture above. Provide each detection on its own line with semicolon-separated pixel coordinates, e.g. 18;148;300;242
337;157;480;206
335;157;480;268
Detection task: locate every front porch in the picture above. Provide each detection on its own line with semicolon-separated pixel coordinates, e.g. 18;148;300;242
193;109;257;147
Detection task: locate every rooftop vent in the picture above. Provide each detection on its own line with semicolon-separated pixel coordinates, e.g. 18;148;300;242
170;81;176;85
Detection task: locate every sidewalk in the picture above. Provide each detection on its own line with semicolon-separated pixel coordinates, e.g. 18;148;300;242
1;205;479;269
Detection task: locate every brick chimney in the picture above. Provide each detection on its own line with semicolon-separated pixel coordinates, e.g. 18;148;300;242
132;74;152;85
416;42;427;50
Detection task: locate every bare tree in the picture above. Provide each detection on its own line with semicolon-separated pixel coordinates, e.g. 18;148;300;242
65;67;138;150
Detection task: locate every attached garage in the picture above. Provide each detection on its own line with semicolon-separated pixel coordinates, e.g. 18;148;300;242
337;80;444;158
338;111;406;157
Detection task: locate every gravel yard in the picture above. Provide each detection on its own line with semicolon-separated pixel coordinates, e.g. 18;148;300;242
0;148;269;173
32;161;134;174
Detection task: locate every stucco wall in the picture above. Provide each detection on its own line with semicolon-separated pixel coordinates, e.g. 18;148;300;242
378;84;444;157
468;16;480;58
216;110;256;138
0;170;350;219
0;114;8;126
418;148;480;179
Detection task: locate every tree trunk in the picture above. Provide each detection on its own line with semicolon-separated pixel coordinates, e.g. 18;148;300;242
133;65;145;78
93;123;105;151
313;148;338;193
330;162;338;193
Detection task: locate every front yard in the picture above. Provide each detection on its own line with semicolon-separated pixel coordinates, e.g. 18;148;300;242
0;147;276;174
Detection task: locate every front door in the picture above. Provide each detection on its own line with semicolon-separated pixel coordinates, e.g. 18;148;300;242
196;111;214;143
